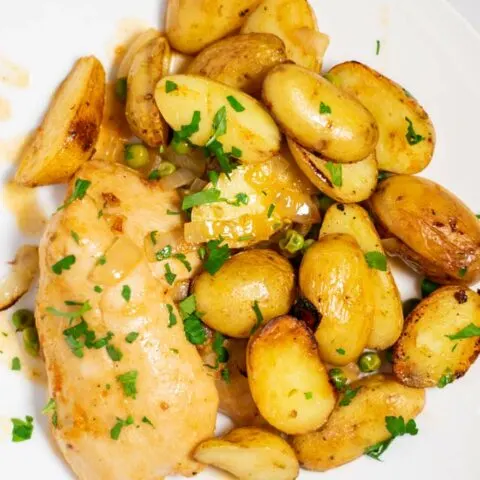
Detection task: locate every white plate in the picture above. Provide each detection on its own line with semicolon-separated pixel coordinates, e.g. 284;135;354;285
0;0;479;478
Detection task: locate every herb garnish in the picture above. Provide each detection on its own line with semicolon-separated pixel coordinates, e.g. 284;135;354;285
319;102;332;114
125;332;139;343
182;188;222;210
179;295;206;345
46;300;92;320
11;357;21;371
304;392;313;400
364;251;387;271
156;245;172;261
164;263;176;285
203;237;231;275
405;117;424;145
227;95;245;112
165;80;178;93
446;323;480;340
71;231;80;244
339;386;361;406
251;300;264;334
58;179;91;211
116;370;138;399
142;416;155;428
173;253;192;272
11;416;34;442
121;285;131;302
42;398;57;428
174;111;201;141
325;161;343;187
166;304;177;328
110;415;134;440
267;204;275;218
52;255;76;275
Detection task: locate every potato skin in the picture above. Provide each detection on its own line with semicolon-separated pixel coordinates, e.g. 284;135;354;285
320;203;403;349
369;175;480;284
287;138;378;203
247;316;336;435
299;234;374;365
15;57;105;186
126;35;170;147
263;64;378;163
291;374;425;471
155;74;281;164
193;249;295;338
187;33;287;96
166;0;261;54
328;61;435;174
393;286;480;388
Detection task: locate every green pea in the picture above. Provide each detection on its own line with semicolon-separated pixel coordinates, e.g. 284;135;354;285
328;367;347;391
402;298;421;317
317;194;335;213
23;327;39;357
115;77;127;103
158;161;177;177
124;144;150;169
358;352;382;373
421;278;439;298
171;138;191;155
279;230;305;254
12;309;35;332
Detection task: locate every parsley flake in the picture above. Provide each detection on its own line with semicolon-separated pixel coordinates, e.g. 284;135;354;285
57;179;91;211
71;231;80;245
203;237;231;275
173;253;192;272
175;111;201;141
46;301;92;320
446;323;480;340
11;416;34;442
206;106;227;147
251;301;264;334
336;348;346;355
125;332;139;344
166;304;177;328
164;263;177;285
221;367;231;384
325;161;343;187
304;392;313;400
156;245;172;261
116;370;138;399
11;356;21;371
376;40;381;55
212;332;229;365
437;369;454;388
121;285;131;303
107;344;123;362
405;117;424;145
182;188;222;210
339;386;361;406
110;415;134;440
364;251;387;271
227;95;245;112
165;80;178;93
52;255;76;275
142;416;155;428
267;204;275;218
319;102;332;114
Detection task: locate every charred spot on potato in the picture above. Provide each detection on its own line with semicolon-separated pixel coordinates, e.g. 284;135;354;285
68;120;98;152
454;290;468;304
101;192;120;206
239;8;250;16
290;297;321;332
336;203;345;211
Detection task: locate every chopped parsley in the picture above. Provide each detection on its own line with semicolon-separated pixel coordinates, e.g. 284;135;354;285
405;117;424;145
42;398;57;428
421;278;439;298
121;285;131;302
203;237;231;275
208;170;219;186
238;234;254;242
304;392;313;400
94;285;103;293
62;319;115;358
11;357;21;371
376;40;381;55
110;415;134;440
227;95;245;112
446;323;480;340
458;267;468;278
166;304;177;328
251;300;264;334
52;255;76;275
437;369;454;388
106;344;123;362
212;332;229;365
173;253;192;272
339;386;361;406
182;188;222;210
221;368;231;384
164;263;177;285
116;370;138;399
364;251;387;271
365;416;418;460
148;170;160;181
336;348;346;355
125;332;139;343
319;102;332;114
142;416;155;428
166;209;181;215
226;192;249;207
179;295;206;345
207;139;238;176
179;295;197;317
71;231;80;244
46;300;92;320
206;106;227;147
174;110;201;141
231;146;242;158
325;161;343;187
150;231;157;245
267;204;275;218
97;255;107;266
165;80;178;93
156;245;172;261
57;179;91;211
11;416;34;442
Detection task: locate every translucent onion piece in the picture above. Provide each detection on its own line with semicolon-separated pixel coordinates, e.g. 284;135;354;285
165;146;206;177
158;168;196;190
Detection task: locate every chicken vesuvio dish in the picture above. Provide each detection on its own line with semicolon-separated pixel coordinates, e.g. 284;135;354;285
2;0;480;479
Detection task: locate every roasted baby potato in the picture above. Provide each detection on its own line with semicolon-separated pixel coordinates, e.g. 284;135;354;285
247;315;336;434
299;234;374;365
369;175;480;284
263;64;378;163
328;61;435;174
241;0;329;72
194;427;299;480
185;146;320;247
15;57;105;186
393;286;480;388
166;0;261;54
187;33;287;96
287;138;378;203
292;374;425;471
155;75;281;163
193;249;295;338
320;203;403;349
126;35;170;147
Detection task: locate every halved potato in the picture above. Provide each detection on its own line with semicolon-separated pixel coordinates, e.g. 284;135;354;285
292;374;425;471
187;33;287;96
393;286;480;388
369;175;480;284
247;315;336;434
263;64;378;163
193;250;295;338
287;138;378;203
184;146;320;247
126;35;171;147
299;234;374;365
320;203;403;349
155;75;281;164
15;57;105;186
0;245;39;311
241;0;329;72
194;427;299;480
328;61;435;174
166;0;261;55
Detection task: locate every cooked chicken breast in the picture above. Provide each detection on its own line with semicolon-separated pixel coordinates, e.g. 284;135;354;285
36;161;218;480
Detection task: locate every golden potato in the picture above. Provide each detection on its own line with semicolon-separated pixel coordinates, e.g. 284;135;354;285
328;61;435;174
126;35;170;147
187;33;287;96
241;0;329;72
287;138;378;203
247;316;336;434
193;249;295;338
165;0;261;54
15;57;105;186
263;64;378;163
320;203;403;349
185;146;320;247
299;234;374;365
194;427;299;480
393;286;480;388
292;374;425;471
155;75;281;164
369;175;480;284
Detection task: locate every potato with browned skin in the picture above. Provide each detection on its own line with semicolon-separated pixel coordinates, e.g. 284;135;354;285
393;286;480;388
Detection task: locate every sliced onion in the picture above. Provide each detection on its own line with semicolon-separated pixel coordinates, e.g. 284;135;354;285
165;147;206;177
158;168;196;190
190;178;208;193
